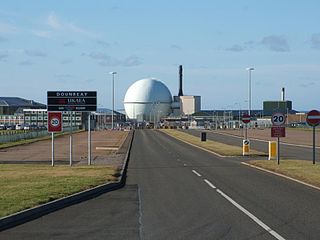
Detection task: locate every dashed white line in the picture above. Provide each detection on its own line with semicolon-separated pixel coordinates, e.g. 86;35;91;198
192;170;202;177
204;179;216;189
216;189;285;240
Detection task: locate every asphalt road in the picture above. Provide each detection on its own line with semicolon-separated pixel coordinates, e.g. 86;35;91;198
2;130;320;239
182;129;320;161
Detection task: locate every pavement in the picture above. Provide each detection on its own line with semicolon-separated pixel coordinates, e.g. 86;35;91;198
182;129;320;161
2;130;320;239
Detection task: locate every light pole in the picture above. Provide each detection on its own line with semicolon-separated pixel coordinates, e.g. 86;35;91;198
109;71;117;130
246;67;254;116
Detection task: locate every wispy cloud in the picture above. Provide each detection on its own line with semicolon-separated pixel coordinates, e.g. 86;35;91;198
0;51;8;61
96;40;110;47
82;51;142;67
24;49;47;57
31;30;52;38
55;74;74;78
0;22;17;33
18;60;33;66
0;36;7;42
60;59;72;64
225;44;244;52
260;35;290;52
299;81;316;88
63;41;76;47
170;44;182;50
47;12;95;37
311;33;320;50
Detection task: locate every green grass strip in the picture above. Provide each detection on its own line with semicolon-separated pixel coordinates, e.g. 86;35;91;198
248;160;320;188
160;129;266;156
0;164;119;217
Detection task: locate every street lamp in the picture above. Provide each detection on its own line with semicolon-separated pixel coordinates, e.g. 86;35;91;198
109;71;117;130
246;67;254;116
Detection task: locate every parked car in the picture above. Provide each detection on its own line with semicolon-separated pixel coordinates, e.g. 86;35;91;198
23;125;30;130
16;124;23;130
6;125;16;130
0;125;6;130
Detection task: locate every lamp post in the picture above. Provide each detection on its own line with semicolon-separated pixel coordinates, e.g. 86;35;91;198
246;67;254;116
109;71;117;130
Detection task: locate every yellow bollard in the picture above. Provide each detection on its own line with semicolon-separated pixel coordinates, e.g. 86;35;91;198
243;139;250;156
269;141;277;160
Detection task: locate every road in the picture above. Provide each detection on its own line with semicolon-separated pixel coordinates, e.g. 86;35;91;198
182;129;320;161
2;130;320;239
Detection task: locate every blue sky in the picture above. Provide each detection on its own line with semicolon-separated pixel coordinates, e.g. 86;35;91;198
0;0;320;111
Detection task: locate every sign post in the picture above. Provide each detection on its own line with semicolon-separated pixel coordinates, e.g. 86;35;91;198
271;112;286;165
306;110;320;164
47;91;97;166
47;112;63;166
241;114;251;156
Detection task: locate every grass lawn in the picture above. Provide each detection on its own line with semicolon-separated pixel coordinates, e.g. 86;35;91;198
248;160;320;188
160;129;266;156
0;164;119;218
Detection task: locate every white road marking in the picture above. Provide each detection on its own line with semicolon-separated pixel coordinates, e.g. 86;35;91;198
192;170;201;177
183;163;187;166
204;179;216;189
216;189;285;240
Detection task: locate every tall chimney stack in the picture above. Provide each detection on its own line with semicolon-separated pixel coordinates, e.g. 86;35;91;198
178;65;183;96
281;87;285;101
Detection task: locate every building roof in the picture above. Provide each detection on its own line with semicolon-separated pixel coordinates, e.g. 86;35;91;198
0;97;45;108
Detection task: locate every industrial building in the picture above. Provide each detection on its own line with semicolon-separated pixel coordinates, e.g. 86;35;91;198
123;65;202;122
0;97;45;115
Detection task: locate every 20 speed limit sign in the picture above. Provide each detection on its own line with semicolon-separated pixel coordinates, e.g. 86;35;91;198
272;112;286;126
48;112;62;132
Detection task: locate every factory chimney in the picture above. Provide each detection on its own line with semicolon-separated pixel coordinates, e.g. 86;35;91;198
178;65;183;96
281;87;285;101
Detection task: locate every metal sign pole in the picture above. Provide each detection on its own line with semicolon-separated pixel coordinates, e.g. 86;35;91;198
88;112;92;165
313;126;316;165
69;112;73;166
51;132;54;167
277;137;280;165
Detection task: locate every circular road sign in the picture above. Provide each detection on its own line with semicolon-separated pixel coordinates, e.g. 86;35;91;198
242;114;251;124
306;110;320;127
272;112;286;126
50;117;60;127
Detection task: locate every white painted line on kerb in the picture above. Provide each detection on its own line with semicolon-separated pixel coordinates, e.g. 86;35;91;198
204;179;216;189
216;189;285;240
192;170;201;177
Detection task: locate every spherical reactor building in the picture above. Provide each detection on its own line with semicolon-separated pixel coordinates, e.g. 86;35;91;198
124;78;172;121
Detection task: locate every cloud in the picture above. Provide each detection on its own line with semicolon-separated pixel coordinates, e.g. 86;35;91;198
170;44;182;50
96;40;110;47
24;49;47;57
299;82;316;88
47;12;95;37
18;60;33;66
63;41;76;47
0;36;7;42
31;30;52;38
82;51;142;67
55;74;74;78
260;35;290;52
0;22;17;33
60;59;72;64
311;33;320;50
0;51;8;61
225;44;244;52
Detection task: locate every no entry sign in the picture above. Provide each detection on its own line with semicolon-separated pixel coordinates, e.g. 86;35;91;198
242;114;251;124
306;110;320;127
48;112;62;132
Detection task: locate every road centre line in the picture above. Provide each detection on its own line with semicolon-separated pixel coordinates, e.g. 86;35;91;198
204;179;216;189
192;170;202;177
216;189;286;240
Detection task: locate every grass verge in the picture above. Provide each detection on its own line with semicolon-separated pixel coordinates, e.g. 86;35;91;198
160;129;266;156
248;160;320;188
0;164;119;218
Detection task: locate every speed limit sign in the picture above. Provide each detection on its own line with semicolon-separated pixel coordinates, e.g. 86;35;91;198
48;112;62;132
272;112;286;126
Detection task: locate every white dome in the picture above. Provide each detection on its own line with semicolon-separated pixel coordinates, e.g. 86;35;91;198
124;78;172;121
